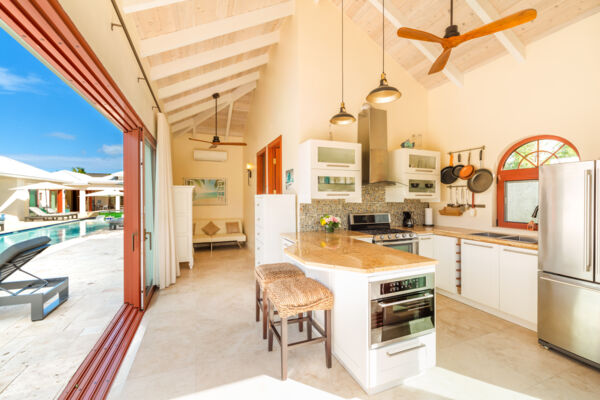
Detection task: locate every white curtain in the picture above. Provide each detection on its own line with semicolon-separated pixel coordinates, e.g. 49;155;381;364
155;113;179;288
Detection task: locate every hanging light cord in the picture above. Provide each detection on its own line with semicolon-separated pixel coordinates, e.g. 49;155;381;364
214;96;218;135
382;0;385;74
450;0;454;25
341;0;345;102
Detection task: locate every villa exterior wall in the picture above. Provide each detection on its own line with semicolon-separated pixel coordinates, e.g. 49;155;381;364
0;176;31;221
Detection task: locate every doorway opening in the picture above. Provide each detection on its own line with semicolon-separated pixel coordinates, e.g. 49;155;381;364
256;147;267;195
267;136;282;194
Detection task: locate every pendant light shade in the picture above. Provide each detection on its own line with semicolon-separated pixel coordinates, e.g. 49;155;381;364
330;0;355;126
330;101;356;125
367;0;401;104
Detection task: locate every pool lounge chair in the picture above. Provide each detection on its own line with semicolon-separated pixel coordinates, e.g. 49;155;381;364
0;214;4;232
26;207;77;221
0;236;69;321
108;217;124;230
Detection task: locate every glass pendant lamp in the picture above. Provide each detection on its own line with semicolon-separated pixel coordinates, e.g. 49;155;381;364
330;0;356;125
366;0;401;104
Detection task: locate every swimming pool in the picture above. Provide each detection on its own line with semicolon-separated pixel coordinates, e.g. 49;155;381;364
0;219;111;253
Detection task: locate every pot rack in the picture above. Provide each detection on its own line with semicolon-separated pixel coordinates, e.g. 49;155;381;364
447;145;485;155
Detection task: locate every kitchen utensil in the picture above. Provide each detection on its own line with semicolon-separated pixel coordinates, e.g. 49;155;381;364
396;0;536;75
468;150;494;193
441;154;458;184
451;153;464;178
469;191;477;216
459;151;475;180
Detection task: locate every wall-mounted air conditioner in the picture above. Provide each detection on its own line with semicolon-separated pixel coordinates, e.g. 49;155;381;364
193;149;228;162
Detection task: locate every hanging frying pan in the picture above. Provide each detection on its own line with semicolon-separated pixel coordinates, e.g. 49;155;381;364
468;149;494;193
451;152;464;178
441;154;458;184
459;151;475;180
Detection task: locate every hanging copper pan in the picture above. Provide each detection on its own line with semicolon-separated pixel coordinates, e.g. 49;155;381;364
459;151;475;180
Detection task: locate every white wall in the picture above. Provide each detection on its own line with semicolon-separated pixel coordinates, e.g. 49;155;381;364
426;11;600;231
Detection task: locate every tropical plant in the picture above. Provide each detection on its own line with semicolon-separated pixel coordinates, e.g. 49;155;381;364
72;167;86;173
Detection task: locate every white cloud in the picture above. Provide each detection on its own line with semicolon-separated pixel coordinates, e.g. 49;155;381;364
5;154;122;173
99;144;123;155
0;67;42;93
47;132;76;140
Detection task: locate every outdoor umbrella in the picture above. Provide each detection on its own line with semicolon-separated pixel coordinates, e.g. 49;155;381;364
10;182;74;191
84;189;123;197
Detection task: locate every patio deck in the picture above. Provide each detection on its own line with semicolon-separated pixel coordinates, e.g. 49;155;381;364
0;231;123;399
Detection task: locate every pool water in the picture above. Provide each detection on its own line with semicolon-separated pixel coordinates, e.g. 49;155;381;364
0;219;110;253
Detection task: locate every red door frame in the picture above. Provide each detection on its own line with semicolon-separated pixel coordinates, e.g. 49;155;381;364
497;135;580;229
0;1;148;397
267;135;282;194
256;147;266;195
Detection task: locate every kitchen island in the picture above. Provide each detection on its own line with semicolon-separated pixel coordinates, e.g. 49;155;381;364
280;231;438;394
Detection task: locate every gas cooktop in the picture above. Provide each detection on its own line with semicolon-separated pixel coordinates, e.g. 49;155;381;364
348;213;417;242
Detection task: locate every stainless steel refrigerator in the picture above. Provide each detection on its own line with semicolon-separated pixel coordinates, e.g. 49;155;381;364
539;161;600;368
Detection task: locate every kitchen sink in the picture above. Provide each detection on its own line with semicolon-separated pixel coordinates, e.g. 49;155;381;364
470;232;510;238
502;235;538;244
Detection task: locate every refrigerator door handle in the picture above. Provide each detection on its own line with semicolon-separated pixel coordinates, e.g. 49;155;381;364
585;169;593;273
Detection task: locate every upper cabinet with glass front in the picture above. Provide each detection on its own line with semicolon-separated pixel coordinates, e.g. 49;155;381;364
309;140;361;170
388;148;440;178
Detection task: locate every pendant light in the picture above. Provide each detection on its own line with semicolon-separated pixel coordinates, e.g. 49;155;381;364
366;0;401;104
330;0;356;125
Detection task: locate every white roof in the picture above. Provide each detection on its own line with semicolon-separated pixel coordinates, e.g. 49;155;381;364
11;182;75;191
51;170;93;184
0;156;63;182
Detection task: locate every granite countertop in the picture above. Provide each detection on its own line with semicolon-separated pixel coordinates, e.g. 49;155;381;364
281;231;437;274
403;225;538;251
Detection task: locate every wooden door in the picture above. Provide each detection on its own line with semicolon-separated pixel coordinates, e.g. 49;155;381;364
256;147;266;195
268;136;282;194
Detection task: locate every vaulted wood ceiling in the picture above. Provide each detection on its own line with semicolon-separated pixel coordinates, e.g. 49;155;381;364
119;0;600;137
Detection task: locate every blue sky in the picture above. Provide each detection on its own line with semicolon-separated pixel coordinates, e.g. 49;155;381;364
0;28;123;173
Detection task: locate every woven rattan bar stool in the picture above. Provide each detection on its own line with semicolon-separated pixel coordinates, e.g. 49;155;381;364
255;263;305;339
267;276;333;380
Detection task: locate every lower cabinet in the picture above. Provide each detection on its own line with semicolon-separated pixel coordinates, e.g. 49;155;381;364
418;235;434;258
498;246;538;324
432;235;458;293
461;240;500;309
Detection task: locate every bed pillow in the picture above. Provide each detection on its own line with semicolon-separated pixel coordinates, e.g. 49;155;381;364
226;222;240;233
202;221;220;236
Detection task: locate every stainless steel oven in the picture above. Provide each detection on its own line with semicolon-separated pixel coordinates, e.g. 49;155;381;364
370;272;435;348
376;238;419;254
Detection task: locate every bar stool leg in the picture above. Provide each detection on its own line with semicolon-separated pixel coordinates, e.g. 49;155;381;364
262;288;268;339
268;299;274;352
307;310;312;340
281;316;288;380
325;310;332;368
255;280;260;322
298;313;303;332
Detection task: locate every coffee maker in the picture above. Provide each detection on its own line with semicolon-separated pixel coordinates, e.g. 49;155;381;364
402;211;415;228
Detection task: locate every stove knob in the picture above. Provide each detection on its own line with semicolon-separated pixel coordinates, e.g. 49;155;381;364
388;234;394;239
379;234;386;241
395;233;401;239
402;233;409;238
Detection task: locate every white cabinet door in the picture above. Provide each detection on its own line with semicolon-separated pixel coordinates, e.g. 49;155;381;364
461;240;499;308
418;235;434;258
310;140;361;170
432;235;457;293
499;246;538;324
311;169;361;202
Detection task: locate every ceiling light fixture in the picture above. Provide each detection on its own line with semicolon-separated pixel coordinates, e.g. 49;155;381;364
366;0;401;104
330;0;356;125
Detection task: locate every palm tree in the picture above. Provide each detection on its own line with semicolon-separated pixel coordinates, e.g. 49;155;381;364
72;167;86;174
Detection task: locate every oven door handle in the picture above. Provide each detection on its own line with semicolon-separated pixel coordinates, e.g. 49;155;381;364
378;293;434;307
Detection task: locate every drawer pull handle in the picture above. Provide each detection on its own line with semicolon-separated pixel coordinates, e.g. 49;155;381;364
464;242;493;249
503;248;535;256
414;169;434;173
325;164;350;168
326;193;350;197
386;343;426;357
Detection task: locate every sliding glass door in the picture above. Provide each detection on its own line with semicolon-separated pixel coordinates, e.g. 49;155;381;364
141;139;156;308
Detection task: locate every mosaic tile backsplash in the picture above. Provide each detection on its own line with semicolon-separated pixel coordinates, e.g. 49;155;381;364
299;183;429;231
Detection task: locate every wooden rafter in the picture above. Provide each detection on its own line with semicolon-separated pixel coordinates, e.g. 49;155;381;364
149;30;279;80
225;102;234;137
138;0;294;57
365;0;463;87
122;0;188;14
465;0;526;62
164;71;259;112
158;54;268;99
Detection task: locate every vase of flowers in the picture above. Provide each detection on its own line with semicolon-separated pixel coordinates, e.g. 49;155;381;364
320;215;341;233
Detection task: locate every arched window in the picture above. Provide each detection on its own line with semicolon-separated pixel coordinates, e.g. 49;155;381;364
497;135;580;229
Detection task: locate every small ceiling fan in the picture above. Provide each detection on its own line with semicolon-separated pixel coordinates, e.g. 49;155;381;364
396;0;537;75
188;93;247;148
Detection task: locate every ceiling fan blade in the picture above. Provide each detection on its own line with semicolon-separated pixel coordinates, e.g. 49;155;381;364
428;48;452;75
188;138;214;144
217;142;247;146
397;28;445;45
453;9;537;46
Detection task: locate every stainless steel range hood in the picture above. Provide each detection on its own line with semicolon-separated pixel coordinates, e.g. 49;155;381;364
357;105;388;184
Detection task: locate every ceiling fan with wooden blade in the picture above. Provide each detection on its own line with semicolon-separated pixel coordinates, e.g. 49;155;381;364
396;0;537;75
188;93;248;148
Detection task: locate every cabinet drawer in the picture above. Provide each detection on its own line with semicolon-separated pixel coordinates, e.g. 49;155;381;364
369;334;435;388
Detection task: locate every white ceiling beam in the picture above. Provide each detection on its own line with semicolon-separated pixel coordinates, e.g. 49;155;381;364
366;0;463;87
465;0;526;62
164;71;259;113
158;54;268;99
170;82;255;132
122;0;187;14
225;103;234;137
139;0;294;57
150;31;279;81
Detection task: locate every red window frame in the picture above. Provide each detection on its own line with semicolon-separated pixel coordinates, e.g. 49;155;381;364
497;135;580;229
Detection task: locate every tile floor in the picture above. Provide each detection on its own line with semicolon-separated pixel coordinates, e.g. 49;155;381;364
114;247;600;400
0;231;123;399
